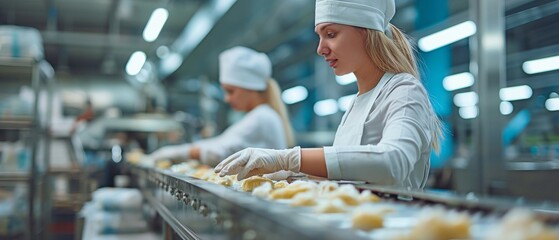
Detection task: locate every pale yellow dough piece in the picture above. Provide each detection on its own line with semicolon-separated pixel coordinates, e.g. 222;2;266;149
329;192;360;206
273;181;289;189
216;177;232;187
191;166;211;179
155;160;172;169
484;208;559;240
351;211;383;231
125;149;144;164
289;192;317;207
315;199;347;213
269;185;310;199
318;181;339;194
327;185;360;206
408;210;471;240
358;190;381;203
241;176;273;192
252;182;273;198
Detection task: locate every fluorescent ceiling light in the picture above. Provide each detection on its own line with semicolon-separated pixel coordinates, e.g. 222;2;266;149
335;73;356;85
545;98;559;111
453;91;478;107
499;85;532;101
459;106;478;119
161;0;237;77
125;51;146;75
500;101;513;115
522;55;559;74
314;99;338;116
143;8;169;42
338;94;354;111
282;86;308;104
443;72;474;91
418;21;476;52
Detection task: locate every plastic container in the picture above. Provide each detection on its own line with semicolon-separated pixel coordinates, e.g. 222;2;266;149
0;25;44;60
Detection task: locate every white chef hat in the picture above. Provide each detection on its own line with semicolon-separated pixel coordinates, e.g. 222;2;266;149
219;46;271;91
315;0;395;36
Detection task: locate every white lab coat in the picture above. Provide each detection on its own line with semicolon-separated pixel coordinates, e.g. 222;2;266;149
324;73;435;189
197;104;287;167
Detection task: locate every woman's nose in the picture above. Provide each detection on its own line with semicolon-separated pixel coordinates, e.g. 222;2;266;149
317;40;328;56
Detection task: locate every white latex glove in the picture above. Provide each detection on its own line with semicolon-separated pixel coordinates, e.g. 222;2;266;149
148;144;190;161
214;147;301;180
263;170;297;181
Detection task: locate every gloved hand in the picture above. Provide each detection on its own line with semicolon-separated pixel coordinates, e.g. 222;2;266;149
263;170;297;181
214;147;301;180
148;144;190;161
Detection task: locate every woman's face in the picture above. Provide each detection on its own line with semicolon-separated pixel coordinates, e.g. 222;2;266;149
315;23;371;76
221;84;255;112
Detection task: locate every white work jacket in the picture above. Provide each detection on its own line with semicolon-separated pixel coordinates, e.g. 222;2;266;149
324;72;436;189
198;104;287;167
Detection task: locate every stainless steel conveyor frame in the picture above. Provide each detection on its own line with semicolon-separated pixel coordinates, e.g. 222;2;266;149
127;164;559;240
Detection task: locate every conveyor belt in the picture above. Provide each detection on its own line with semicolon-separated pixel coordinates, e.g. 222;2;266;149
128;164;559;239
129;164;369;240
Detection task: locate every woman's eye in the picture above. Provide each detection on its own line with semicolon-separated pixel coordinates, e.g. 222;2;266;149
327;32;335;38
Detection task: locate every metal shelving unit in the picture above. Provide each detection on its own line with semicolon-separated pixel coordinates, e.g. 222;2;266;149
0;57;53;240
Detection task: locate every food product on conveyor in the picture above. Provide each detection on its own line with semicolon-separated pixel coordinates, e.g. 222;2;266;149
315;199;348;213
289;192;318;207
393;207;471;240
153;162;559;240
318;181;339;194
358;190;381;203
155;160;172;169
273;181;289;189
125;149;145;164
484;208;559;240
269;180;317;200
351;206;391;231
252;182;273;198
326;184;361;206
241;176;274;192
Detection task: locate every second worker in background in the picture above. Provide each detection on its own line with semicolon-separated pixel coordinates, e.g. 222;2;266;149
148;46;295;167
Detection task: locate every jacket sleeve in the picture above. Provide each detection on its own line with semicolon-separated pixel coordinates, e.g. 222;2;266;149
196;111;263;167
323;83;432;186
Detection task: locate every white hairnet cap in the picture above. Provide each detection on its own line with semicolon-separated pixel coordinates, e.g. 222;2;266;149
219;46;271;91
315;0;395;33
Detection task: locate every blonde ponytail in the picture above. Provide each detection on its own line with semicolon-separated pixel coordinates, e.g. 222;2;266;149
363;24;443;154
264;79;295;147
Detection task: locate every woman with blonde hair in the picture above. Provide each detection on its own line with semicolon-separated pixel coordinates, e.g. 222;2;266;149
215;0;443;189
149;46;294;167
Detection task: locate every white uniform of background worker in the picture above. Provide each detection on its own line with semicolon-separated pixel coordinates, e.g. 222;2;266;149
215;0;443;189
148;46;295;167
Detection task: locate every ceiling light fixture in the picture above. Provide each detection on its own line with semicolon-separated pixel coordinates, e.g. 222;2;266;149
453;91;478;107
125;51;146;75
282;86;308;104
522;55;559;74
314;99;338;116
500;101;513;115
545;98;559;111
499;85;532;101
459;105;478;119
442;72;474;91
335;73;356;85
143;8;169;42
418;21;476;52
